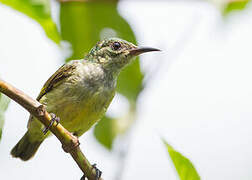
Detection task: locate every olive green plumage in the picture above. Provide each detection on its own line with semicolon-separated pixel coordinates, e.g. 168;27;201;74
11;38;159;161
11;132;42;161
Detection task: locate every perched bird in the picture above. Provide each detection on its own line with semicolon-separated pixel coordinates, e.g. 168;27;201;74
11;38;160;161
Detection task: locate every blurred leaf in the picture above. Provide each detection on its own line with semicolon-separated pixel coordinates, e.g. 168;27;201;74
0;0;60;44
0;93;10;140
60;2;143;149
223;0;250;15
163;140;200;180
94;116;117;149
94;108;136;149
207;0;250;15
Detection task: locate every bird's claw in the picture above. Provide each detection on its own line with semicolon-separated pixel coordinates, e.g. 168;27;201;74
43;113;60;135
80;174;86;180
92;164;102;180
79;164;101;180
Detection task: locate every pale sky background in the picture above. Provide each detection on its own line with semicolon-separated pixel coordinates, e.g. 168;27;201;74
1;1;252;180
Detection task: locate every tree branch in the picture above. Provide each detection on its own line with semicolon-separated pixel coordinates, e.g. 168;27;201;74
0;79;103;180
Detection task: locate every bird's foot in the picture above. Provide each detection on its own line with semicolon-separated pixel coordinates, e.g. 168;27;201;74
43;113;60;135
62;135;80;153
79;164;102;180
80;174;86;180
92;164;102;180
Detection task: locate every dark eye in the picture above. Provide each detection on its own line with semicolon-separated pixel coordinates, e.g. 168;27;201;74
112;42;121;50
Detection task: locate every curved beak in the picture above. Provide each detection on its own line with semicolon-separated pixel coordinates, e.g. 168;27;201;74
129;46;161;56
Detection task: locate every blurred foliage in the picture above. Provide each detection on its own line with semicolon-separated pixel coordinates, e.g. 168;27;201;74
0;0;60;44
0;93;10;140
208;0;250;15
93;116;117;149
223;0;250;15
163;140;200;180
94;106;135;149
60;1;143;149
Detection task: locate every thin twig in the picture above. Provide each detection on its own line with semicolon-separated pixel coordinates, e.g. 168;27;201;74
0;79;102;180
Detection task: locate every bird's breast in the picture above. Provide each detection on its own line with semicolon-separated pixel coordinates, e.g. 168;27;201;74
43;63;116;135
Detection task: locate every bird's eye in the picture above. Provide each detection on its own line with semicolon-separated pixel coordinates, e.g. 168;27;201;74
112;42;121;51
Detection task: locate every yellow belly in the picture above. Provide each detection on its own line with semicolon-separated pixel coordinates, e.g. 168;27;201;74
28;83;115;141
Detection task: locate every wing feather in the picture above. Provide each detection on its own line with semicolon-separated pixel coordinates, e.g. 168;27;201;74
37;62;77;101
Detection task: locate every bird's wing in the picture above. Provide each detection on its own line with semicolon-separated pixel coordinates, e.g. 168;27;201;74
27;61;78;129
36;61;77;101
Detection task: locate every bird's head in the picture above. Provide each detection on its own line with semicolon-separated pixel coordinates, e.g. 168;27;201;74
85;38;160;74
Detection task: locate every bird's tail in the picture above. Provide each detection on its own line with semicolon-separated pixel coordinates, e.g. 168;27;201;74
11;131;43;161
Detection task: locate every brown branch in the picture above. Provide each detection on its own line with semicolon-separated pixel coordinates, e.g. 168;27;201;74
0;79;103;180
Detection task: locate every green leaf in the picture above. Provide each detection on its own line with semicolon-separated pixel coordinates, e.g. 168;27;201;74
94;108;136;149
60;2;143;149
223;1;250;15
0;93;10;140
0;0;60;44
163;140;200;180
93;116;117;149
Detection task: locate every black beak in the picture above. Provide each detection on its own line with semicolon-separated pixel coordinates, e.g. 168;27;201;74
129;47;161;56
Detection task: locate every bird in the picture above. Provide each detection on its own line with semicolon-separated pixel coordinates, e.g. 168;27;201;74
11;38;160;162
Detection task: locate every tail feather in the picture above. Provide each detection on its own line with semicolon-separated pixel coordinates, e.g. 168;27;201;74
11;131;43;161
